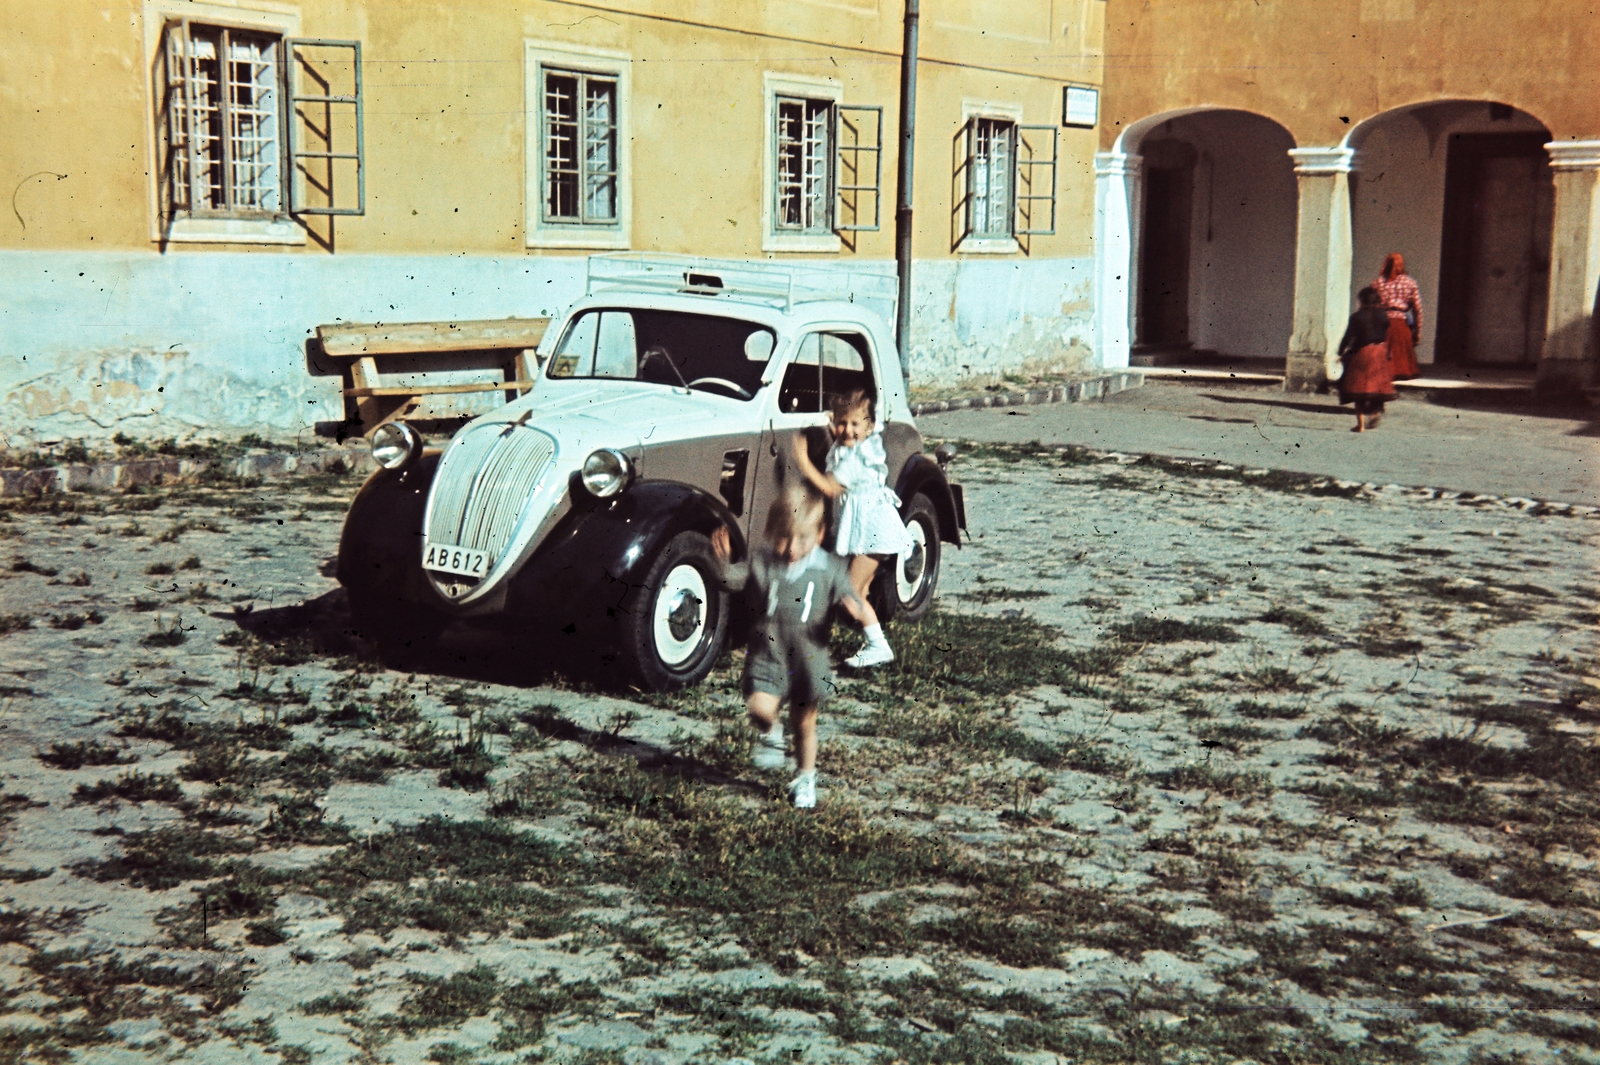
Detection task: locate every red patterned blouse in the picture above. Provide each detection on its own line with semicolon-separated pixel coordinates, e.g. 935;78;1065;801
1373;273;1422;330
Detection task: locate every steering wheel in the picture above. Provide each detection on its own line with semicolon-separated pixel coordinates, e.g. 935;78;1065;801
686;376;753;400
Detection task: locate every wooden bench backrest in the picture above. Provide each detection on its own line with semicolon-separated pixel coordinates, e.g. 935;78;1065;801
317;317;550;357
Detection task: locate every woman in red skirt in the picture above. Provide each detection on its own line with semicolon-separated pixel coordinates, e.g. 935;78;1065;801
1338;286;1397;432
1373;253;1422;380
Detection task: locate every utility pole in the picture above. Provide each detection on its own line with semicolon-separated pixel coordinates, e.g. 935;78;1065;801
894;0;919;384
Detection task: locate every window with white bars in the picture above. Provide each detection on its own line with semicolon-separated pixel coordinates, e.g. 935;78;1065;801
775;96;833;233
953;116;1058;249
161;23;282;215
543;69;618;225
969;118;1015;238
156;21;365;232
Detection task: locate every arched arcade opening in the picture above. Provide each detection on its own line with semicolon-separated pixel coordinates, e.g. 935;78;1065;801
1348;101;1554;369
1127;110;1299;363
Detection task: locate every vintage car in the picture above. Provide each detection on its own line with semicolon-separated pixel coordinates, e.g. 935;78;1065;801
336;255;965;691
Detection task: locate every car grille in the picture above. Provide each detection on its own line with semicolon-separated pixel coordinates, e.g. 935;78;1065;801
427;423;557;565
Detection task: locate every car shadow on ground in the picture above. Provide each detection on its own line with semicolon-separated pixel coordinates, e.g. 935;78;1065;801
214;591;760;789
219;589;600;689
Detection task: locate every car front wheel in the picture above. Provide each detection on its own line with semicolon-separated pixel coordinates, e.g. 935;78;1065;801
618;530;729;692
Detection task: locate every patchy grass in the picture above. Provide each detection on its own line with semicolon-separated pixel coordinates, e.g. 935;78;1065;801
139;616;188;648
956;586;1053;605
1110;616;1242;645
2;446;1595;1064
582;760;963;961
72;771;185;806
1258;604;1329;637
75;826;256;889
38;740;134;770
1147;762;1273;798
298;817;573;939
47;609;106;630
852;610;1090;701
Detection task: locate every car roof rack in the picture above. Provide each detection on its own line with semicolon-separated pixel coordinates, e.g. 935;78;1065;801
585;253;898;320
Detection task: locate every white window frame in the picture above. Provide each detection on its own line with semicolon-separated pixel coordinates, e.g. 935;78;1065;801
525;41;632;250
763;73;842;254
956;99;1025;255
142;0;304;245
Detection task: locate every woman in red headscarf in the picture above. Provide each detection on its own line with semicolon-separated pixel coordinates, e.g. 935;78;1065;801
1373;253;1422;380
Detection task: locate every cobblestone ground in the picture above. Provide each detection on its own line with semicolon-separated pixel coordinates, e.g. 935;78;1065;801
0;450;1597;1065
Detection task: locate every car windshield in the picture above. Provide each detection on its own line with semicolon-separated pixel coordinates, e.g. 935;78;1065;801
546;308;776;400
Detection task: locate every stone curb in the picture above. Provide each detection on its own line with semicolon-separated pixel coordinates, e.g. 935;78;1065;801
0;448;373;498
909;371;1145;418
1008;444;1598;521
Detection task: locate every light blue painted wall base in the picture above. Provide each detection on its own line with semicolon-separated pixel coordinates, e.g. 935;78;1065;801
1;251;1096;442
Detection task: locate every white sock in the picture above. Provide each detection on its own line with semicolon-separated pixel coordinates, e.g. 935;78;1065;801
763;721;784;744
795;769;816;785
863;623;889;649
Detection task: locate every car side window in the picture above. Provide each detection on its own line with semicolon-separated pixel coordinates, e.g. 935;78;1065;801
778;331;878;414
778;334;824;413
821;332;876;413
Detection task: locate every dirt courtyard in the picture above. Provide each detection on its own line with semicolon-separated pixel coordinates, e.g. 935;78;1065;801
1;443;1597;1064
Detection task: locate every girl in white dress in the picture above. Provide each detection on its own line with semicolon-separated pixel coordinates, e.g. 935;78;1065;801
791;389;914;667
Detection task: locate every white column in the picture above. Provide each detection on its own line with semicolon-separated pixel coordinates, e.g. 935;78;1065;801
1284;147;1355;392
1539;141;1600;396
1093;149;1142;369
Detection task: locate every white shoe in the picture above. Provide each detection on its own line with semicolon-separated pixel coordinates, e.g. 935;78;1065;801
789;772;816;809
845;643;895;669
751;725;787;770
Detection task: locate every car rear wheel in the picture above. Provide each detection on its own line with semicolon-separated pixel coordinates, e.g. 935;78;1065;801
876;492;940;623
618;530;729;692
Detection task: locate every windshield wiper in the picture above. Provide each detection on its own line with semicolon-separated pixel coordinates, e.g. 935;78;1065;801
641;345;691;394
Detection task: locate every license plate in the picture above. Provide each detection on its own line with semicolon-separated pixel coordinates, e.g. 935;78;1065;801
424;542;491;578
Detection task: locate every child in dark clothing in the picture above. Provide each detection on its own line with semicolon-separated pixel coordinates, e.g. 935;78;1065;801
1338;286;1397;433
711;482;869;809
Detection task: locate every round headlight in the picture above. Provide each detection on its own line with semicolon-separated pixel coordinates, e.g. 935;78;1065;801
581;448;632;498
370;421;421;471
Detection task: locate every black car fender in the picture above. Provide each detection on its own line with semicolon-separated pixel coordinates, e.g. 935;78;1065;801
503;478;747;625
894;454;965;544
336;453;448;608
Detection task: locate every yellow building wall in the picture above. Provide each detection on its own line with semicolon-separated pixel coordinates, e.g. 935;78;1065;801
2;0;1105;260
1100;0;1600;148
1;1;1110;438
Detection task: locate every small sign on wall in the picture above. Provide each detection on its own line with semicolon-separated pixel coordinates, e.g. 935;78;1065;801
1062;85;1099;128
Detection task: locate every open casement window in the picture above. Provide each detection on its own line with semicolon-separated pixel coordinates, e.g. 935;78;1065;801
835;106;883;232
285;39;365;216
1014;124;1058;236
158;19;286;219
952;118;1058;246
773;98;882;237
542;68;619;226
157;23;364;222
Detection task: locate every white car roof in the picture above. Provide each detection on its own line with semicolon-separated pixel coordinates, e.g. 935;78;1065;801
556;289;893;334
540;288;913;424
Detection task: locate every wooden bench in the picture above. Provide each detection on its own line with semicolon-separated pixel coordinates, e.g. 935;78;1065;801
315;317;550;435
